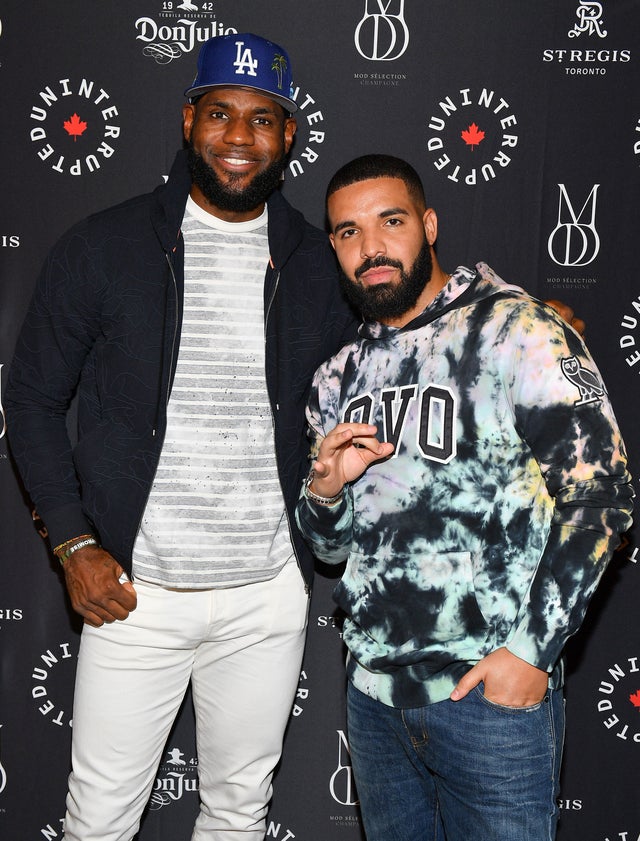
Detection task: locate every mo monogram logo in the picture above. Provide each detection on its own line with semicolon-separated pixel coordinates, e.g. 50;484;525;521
329;730;358;806
354;0;409;61
547;184;600;267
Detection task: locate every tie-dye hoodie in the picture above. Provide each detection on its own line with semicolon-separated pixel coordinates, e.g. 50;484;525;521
296;263;633;708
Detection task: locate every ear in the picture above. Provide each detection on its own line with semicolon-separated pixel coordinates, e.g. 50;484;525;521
283;117;297;154
423;208;438;246
182;103;195;143
329;232;336;252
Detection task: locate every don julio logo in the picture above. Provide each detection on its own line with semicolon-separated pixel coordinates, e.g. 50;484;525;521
135;11;234;65
355;0;409;61
547;184;600;267
149;746;198;810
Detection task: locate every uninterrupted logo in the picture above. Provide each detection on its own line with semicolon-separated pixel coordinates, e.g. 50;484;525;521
291;669;310;718
618;295;640;378
265;819;299;840
135;3;234;64
425;86;518;187
354;0;409;61
39;818;65;839
29;78;121;176
287;86;328;179
596;656;640;744
31;641;77;728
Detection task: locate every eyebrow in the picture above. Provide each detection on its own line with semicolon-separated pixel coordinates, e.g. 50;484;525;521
333;206;410;234
204;99;280;117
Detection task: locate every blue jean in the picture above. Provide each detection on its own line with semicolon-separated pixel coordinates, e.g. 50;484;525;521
347;680;565;841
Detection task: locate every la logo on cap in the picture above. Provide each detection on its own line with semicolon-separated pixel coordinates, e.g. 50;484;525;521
233;40;259;77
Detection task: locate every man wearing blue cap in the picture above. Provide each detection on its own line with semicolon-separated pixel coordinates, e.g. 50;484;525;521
6;33;357;841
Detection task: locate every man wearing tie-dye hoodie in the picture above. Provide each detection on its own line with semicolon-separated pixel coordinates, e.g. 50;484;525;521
296;154;633;841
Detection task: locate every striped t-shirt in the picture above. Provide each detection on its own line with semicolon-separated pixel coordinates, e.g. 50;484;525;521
131;197;294;587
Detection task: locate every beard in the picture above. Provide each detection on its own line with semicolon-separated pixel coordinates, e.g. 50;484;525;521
338;237;433;323
187;143;286;214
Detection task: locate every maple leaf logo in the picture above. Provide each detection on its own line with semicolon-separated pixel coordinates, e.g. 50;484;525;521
461;122;485;150
64;113;88;142
629;689;640;708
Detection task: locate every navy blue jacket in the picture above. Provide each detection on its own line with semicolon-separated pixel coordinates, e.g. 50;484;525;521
6;150;357;588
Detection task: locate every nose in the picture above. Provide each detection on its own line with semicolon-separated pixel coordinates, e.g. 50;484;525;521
360;229;386;260
222;117;255;146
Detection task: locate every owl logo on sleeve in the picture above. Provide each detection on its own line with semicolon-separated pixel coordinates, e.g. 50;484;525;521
561;356;605;406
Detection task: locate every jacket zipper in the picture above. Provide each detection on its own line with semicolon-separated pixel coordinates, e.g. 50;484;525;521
152;251;180;436
131;250;180;564
265;265;310;596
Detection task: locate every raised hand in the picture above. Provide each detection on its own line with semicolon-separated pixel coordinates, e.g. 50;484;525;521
310;423;394;498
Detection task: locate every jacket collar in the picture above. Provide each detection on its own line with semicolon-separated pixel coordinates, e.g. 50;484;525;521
150;149;191;253
266;188;306;270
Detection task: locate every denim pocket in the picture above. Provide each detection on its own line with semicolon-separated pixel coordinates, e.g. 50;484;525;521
474;684;545;713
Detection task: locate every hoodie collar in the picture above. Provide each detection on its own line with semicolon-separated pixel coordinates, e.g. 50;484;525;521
358;265;480;341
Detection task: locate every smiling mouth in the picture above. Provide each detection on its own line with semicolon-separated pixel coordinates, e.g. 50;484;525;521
219;156;258;169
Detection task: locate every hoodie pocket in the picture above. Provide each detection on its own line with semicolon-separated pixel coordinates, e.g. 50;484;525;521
338;549;493;658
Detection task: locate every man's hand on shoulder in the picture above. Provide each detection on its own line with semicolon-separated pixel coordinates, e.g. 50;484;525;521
62;545;137;627
544;299;586;336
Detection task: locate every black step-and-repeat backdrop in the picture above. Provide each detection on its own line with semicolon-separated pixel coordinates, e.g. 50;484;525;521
1;2;639;839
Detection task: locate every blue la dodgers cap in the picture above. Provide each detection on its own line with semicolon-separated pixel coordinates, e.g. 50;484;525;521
184;32;297;113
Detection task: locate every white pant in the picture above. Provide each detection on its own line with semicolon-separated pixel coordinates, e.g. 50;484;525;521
63;561;309;841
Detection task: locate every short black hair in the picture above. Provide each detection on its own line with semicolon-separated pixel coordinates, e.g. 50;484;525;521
326;154;426;208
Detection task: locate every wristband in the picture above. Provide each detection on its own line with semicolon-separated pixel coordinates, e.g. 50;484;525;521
55;536;98;565
53;533;93;556
303;470;344;506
